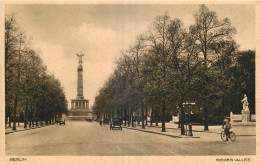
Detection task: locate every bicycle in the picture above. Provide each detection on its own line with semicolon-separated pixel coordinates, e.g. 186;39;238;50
220;130;236;142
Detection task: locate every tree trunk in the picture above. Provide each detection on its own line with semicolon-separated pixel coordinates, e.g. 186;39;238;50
29;106;32;128
32;114;35;127
128;104;131;127
141;101;145;129
120;104;123;124
203;44;209;131
12;94;18;130
161;98;166;132
124;103;127;126
155;106;159;126
145;103;148;125
52;111;55;124
17;114;20;126
24;104;28;128
8;109;12;127
178;112;181;128
150;106;153;126
49;110;52;124
35;112;38;126
31;108;34;127
110;107;113;124
41;106;43;126
131;105;134;127
204;105;209;131
106;112;108;124
45;110;48;125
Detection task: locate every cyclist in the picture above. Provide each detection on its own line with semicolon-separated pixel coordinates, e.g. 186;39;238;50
222;117;232;141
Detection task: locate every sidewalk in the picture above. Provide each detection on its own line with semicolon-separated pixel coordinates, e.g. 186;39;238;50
165;123;256;136
123;123;200;139
123;122;256;141
5;123;56;135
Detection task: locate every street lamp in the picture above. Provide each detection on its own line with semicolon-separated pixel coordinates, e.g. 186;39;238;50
182;102;195;136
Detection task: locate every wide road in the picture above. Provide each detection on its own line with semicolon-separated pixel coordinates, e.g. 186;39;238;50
5;121;255;156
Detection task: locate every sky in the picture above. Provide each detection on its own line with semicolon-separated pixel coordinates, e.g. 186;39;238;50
5;4;255;109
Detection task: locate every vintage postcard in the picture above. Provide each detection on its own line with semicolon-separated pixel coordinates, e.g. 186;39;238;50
0;1;259;164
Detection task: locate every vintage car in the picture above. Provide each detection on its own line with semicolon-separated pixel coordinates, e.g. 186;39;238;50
110;118;122;130
59;119;65;125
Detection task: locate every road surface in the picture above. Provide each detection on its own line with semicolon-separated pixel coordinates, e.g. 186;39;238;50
5;121;255;156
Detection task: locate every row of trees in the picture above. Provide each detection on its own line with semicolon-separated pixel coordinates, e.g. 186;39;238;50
93;5;255;134
5;15;68;130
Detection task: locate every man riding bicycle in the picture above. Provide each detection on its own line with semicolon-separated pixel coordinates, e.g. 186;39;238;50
222;117;232;141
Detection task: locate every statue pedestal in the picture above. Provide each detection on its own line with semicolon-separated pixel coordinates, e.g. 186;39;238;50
241;110;250;123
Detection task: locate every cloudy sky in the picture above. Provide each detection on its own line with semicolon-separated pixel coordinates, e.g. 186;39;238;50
6;4;255;109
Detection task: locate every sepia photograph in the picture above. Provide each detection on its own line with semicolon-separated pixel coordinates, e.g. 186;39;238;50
0;1;259;163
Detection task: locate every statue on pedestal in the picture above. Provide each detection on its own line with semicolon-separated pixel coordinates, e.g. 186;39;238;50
241;94;249;112
241;94;250;123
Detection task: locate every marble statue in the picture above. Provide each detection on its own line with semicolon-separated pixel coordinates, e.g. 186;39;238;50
241;94;249;111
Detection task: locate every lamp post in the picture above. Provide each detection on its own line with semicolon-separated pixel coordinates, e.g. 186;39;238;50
182;102;195;136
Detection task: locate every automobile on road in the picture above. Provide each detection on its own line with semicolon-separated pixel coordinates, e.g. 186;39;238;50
110;118;122;130
59;119;65;125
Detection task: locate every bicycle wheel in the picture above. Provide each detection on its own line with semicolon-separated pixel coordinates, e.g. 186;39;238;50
230;132;236;142
220;131;226;142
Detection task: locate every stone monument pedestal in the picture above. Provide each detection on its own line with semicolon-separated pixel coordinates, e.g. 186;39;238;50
241;110;250;123
67;53;92;121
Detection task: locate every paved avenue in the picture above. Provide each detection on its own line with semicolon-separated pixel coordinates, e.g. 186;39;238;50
5;121;255;156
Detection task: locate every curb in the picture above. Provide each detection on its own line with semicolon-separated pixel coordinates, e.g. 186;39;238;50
144;125;220;134
131;125;256;137
234;135;256;136
232;124;256;127
5;125;54;135
190;130;256;136
124;127;200;138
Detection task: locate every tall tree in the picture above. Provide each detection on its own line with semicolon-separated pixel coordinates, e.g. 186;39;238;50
146;13;173;132
5;14;68;129
190;5;236;130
